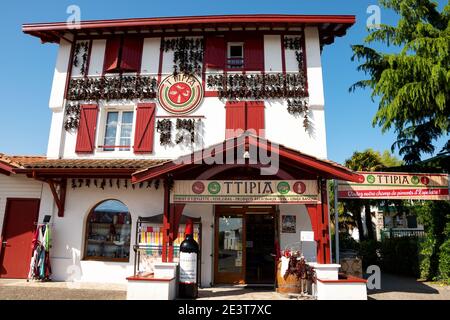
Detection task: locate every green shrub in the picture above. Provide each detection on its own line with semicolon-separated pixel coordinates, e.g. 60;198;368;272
419;236;435;280
358;239;380;269
438;238;450;284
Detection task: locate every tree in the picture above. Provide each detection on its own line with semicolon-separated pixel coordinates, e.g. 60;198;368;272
351;0;450;164
344;149;385;240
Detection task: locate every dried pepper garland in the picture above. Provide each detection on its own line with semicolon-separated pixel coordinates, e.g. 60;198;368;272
206;73;308;100
283;37;302;51
156;119;173;146
287;99;310;129
161;38;204;77
70;178;160;190
175;119;196;144
67;75;157;101
284;36;306;73
64;103;81;131
73;41;90;76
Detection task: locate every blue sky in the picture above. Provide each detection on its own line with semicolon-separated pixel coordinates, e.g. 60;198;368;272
0;0;447;164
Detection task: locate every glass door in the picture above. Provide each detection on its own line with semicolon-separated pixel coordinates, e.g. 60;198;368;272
214;213;245;284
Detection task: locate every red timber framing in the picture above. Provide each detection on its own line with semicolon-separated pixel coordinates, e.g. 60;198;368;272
132;134;361;264
46;178;67;217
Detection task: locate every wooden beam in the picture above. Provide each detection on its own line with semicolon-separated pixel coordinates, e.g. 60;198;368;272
46;178;67;217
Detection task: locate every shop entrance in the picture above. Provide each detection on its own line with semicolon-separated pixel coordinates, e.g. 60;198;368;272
214;206;276;285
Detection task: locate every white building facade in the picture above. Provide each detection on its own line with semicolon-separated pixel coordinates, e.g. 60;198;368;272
1;15;359;287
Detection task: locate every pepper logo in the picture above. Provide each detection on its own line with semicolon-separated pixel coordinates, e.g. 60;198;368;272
158;73;203;115
277;181;290;195
367;175;376;184
192;181;205;194
208;182;221;194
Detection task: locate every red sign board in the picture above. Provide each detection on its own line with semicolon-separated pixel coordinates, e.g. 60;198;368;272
338;172;449;200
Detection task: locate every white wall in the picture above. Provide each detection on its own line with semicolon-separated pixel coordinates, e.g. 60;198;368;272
49;31;328;161
0;174;44;233
279;204;316;262
88;40;106;76
45;182;164;283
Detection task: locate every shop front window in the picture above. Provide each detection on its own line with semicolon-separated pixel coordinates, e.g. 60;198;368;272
84;200;132;262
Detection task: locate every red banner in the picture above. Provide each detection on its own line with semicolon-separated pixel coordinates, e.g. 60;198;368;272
338;172;449;200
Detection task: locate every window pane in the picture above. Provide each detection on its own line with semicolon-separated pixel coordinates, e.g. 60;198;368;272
119;111;133;151
104;112;118;151
230;45;243;58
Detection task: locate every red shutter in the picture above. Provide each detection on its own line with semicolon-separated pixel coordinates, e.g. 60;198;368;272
225;101;246;139
120;37;144;72
134;103;156;154
75;104;99;153
204;36;226;69
246;101;265;137
103;38;121;73
244;36;264;71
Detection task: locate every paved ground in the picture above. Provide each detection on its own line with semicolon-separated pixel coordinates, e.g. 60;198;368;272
0;274;448;300
198;286;311;300
0;279;126;300
367;273;450;300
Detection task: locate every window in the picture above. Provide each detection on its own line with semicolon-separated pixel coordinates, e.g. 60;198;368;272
225;101;265;138
103;110;134;151
227;42;244;69
103;37;143;74
84;200;132;262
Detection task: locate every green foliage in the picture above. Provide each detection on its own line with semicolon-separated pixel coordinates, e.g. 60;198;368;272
359;239;381;269
413;201;450;281
418;235;436;279
342;149;403;240
351;0;450;163
379;237;421;277
438;238;450;284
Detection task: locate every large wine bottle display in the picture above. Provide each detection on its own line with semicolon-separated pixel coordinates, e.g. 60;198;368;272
178;219;199;298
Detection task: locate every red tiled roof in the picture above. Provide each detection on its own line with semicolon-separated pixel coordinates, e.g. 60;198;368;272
0;153;46;169
22;158;169;169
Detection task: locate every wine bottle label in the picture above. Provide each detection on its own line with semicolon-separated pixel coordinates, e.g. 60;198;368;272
179;252;197;284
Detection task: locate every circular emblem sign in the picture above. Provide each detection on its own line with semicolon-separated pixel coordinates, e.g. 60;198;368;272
208;182;221;195
158;74;204;115
192;181;205;194
277;182;290;195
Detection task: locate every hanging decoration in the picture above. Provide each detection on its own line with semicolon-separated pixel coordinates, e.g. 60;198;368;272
64;103;81;131
73;41;90;76
69;178;151;190
67;75;158;102
28;223;52;281
175;119;196;144
157;119;173;146
64;75;158;131
287;99;310;130
206;73;307;100
284;36;305;72
161;38;204;77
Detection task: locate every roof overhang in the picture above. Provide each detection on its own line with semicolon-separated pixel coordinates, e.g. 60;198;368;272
132;135;361;184
22;14;355;46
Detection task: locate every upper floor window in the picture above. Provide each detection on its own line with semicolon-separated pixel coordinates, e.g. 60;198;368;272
227;42;244;69
204;35;264;71
103;36;143;74
103;110;134;151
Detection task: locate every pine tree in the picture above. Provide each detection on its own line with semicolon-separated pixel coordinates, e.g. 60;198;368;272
351;0;450;164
